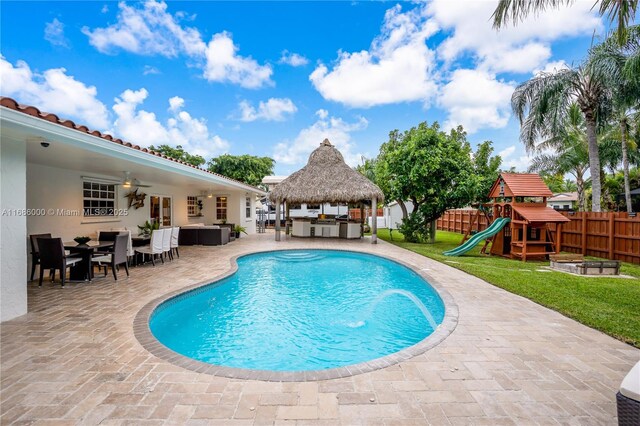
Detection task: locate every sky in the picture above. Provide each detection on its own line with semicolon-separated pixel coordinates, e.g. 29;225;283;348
1;1;608;175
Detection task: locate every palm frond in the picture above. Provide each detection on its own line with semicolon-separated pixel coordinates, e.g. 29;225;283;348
492;0;574;28
598;0;639;44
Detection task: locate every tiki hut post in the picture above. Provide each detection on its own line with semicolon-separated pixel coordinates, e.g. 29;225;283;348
275;199;282;241
371;197;378;244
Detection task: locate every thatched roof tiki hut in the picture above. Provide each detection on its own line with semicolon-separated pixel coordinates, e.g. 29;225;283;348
269;139;384;243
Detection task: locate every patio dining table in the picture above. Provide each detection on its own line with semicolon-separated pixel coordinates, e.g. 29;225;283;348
63;241;114;281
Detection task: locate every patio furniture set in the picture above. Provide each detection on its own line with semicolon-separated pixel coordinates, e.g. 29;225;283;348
29;227;181;287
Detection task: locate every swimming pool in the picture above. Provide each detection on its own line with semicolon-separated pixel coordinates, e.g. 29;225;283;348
149;250;446;372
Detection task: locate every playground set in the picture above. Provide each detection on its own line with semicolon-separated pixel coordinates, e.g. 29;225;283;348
444;173;570;261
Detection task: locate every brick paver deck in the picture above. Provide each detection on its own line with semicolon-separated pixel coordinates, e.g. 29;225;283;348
1;233;637;425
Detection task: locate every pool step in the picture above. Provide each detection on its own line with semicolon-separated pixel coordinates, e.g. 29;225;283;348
274;252;324;262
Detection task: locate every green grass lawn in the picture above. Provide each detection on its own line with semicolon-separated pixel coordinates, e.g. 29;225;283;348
377;228;640;348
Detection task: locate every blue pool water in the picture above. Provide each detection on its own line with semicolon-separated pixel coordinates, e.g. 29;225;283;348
150;250;445;371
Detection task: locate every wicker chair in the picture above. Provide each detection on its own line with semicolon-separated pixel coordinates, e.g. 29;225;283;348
37;238;82;287
29;233;51;281
92;234;130;280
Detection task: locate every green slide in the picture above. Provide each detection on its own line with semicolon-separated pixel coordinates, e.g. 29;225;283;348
443;217;511;256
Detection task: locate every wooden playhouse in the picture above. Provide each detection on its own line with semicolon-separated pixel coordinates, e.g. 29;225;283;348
487;173;570;261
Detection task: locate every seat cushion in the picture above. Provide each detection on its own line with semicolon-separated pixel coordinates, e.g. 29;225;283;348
92;254;112;263
621;361;640;402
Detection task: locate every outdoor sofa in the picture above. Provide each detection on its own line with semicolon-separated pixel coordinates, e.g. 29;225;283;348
617;360;640;425
179;224;230;246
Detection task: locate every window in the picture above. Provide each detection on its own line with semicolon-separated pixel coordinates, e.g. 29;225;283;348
187;196;198;216
150;196;172;226
245;196;251;218
307;204;320;210
216;196;227;221
83;181;116;216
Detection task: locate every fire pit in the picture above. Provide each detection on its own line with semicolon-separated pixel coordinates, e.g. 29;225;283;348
549;254;621;276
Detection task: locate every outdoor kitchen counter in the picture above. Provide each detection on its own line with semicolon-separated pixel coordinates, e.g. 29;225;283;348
291;218;361;239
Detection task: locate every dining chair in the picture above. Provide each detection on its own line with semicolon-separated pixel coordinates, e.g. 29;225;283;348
92;234;129;280
162;228;172;261
37;238;82;287
134;229;165;266
170;227;180;258
29;233;51;281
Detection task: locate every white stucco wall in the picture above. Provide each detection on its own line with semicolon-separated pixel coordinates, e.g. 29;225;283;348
384;202;415;230
1;139;28;321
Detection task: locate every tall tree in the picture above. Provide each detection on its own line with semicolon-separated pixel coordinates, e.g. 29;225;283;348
589;24;640;212
472;141;502;202
512;64;612;211
207;154;275;187
147;144;206;167
528;103;592;211
492;0;638;45
374;122;481;243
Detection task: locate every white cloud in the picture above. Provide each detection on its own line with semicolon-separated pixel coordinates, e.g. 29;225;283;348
274;109;367;166
533;59;569;76
82;0;206;57
44;18;69;48
0;56;109;129
101;5;109;14
499;144;533;171
427;0;601;74
279;50;309;67
438;69;515;133
203;32;273;88
112;88;229;158
143;65;161;75
238;98;297;122
168;96;184;112
310;4;439;108
82;1;272;89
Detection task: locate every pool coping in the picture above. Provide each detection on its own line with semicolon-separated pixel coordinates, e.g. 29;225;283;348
133;246;459;382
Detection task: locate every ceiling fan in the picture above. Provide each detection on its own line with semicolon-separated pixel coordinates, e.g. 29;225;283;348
121;171;152;188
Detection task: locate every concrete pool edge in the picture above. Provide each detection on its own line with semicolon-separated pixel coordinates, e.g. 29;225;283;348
133;247;459;382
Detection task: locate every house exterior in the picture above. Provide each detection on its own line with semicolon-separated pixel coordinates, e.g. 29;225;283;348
547;192;578;210
0;97;266;322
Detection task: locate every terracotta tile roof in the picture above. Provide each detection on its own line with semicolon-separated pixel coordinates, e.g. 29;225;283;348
513;205;571;223
489;173;553;198
0;97;265;193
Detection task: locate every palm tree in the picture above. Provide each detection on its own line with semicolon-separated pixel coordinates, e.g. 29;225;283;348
589;25;640;212
512;65;612;211
492;0;638;45
528;104;591;211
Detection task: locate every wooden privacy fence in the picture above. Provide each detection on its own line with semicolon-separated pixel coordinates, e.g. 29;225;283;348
436;209;640;264
348;208;384;220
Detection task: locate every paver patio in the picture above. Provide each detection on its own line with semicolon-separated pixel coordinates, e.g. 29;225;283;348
1;232;638;425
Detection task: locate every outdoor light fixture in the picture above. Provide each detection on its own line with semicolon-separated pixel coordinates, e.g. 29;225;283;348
122;172;132;188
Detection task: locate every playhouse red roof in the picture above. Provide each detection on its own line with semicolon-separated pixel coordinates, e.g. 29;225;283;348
513;206;570;223
489;173;553;198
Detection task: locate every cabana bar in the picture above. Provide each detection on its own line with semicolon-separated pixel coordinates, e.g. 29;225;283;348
269;139;384;243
